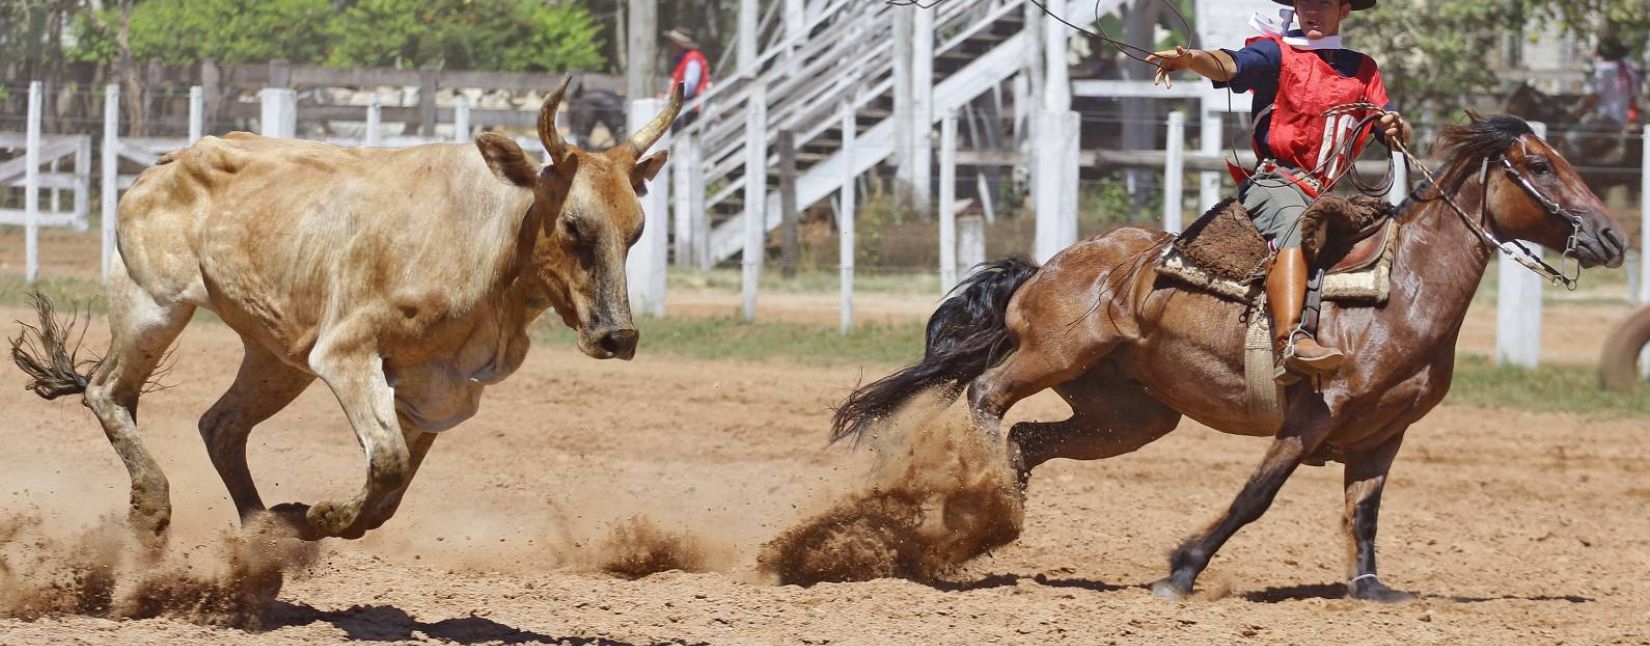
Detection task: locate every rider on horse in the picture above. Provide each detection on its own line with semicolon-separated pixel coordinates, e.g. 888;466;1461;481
1149;0;1412;384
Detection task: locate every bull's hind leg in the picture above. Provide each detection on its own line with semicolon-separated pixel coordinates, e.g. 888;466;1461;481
85;270;197;550
1008;369;1181;478
1342;430;1414;602
199;341;315;521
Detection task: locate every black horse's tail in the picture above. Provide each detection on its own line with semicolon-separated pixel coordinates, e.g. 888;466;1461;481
10;294;96;400
829;256;1040;445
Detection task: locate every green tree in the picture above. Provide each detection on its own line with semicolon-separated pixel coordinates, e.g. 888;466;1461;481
326;0;605;71
73;0;334;65
1356;0;1649;120
1353;0;1513;120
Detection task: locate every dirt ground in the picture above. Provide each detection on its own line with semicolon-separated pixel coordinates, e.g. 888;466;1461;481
3;228;1650;646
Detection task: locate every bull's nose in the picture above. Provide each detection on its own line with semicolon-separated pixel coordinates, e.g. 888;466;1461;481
597;328;639;360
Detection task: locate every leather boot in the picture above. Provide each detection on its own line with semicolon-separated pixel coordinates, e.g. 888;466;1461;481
1267;248;1345;383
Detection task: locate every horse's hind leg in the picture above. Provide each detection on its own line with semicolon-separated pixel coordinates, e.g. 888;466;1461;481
968;330;1117;465
1342;430;1414;602
199;341;314;522
1008;368;1181;478
1151;401;1334;600
84;270;197;550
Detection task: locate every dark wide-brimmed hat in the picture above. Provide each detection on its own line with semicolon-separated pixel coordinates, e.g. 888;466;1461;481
664;27;699;49
1272;0;1376;10
1597;35;1630;60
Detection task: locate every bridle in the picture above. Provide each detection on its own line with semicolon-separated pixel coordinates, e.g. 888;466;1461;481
1412;136;1586;290
1304;104;1584;289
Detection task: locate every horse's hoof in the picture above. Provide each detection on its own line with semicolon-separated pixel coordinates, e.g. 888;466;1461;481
1150;578;1192;601
268;503;325;541
1348;577;1416;603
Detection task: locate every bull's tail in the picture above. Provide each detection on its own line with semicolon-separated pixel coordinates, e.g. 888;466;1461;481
10;294;97;400
829;256;1040;445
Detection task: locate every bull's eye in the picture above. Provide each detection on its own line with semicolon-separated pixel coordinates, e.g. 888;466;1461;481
1528;158;1552;176
563;219;584;244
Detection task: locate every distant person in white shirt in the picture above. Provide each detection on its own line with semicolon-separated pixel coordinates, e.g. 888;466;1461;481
665;26;710;132
1580;35;1641;128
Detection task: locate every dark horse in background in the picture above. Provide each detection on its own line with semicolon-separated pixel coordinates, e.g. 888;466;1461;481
1504;82;1643;199
833;115;1627;602
567;79;628;151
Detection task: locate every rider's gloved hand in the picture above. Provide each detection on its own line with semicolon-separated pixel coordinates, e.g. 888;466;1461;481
1380;112;1412;148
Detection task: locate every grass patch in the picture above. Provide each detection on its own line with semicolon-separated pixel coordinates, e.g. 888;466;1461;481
0;275;110;313
6;274;1644;419
669;267;941;296
534;315;926;368
1446;354;1649;419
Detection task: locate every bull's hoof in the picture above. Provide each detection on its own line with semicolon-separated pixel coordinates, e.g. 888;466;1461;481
268;503;325;541
1150;578;1192;601
305;500;360;538
1348;577;1416;603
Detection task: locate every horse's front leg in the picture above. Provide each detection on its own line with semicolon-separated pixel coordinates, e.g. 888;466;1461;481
1343;430;1415;602
1152;401;1333;600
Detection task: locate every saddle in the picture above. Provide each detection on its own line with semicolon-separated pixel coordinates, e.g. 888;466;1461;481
1156;194;1400;304
1154;194;1401;436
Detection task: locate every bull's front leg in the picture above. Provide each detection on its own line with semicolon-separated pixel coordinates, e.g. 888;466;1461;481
275;338;409;540
357;419;439;531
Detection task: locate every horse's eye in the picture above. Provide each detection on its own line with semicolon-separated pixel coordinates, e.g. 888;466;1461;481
1528;159;1552;175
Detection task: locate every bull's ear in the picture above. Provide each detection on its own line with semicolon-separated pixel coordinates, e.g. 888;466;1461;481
477;132;538;187
631;150;670;196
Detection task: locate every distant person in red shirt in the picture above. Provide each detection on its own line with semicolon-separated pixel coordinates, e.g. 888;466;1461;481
665;26;710;132
1148;0;1410;385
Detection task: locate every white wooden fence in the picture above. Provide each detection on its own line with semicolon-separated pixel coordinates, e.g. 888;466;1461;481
3;82;91;283
8;80;1650;369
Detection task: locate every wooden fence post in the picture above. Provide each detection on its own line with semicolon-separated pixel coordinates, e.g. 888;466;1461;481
1496;121;1545;368
25;81;41;284
1163;111;1186;234
939;109;958;293
779;129;799;279
102;83;118;282
189;85;204;142
840;100;856;334
742;82;768;322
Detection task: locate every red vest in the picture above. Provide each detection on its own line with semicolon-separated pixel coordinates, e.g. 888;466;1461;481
671;49;711;99
1252;35;1387;186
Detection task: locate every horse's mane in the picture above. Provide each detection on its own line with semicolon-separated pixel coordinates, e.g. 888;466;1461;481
1431;115;1534;192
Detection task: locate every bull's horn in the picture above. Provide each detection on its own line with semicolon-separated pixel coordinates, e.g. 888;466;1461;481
538;75;574;167
626;83;684;157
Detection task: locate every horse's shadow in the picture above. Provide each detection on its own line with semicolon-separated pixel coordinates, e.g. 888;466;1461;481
942;576;1595;605
933;572;1132;594
268;602;707;645
1241;583;1594;605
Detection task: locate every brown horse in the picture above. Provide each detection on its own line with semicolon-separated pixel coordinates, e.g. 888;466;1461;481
832;115;1627;602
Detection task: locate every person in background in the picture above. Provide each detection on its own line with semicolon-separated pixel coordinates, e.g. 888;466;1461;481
665;26;710;132
1578;35;1641;128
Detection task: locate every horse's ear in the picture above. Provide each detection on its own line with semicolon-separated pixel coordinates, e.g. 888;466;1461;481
1464;109;1485;123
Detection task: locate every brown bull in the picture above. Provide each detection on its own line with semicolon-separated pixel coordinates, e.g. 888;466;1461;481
11;76;682;545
